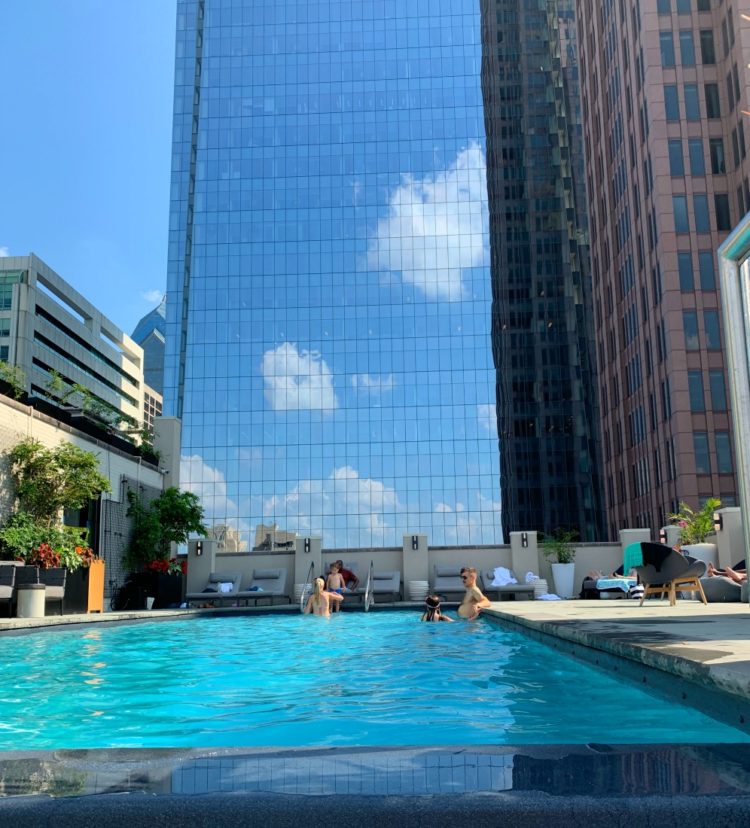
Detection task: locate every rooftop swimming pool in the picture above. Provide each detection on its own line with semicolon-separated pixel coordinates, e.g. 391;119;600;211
1;611;747;749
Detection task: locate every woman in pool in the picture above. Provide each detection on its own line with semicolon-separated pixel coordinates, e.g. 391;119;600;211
420;595;454;622
303;577;343;617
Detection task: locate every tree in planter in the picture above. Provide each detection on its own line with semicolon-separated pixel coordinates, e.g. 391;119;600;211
541;528;578;564
124;487;207;572
668;498;722;545
7;438;111;525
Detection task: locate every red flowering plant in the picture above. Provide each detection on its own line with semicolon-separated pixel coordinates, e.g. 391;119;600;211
145;557;187;576
28;542;62;569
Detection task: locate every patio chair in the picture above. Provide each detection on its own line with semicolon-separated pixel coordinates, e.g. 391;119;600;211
237;568;289;606
185;571;242;605
431;565;465;601
370;570;401;602
482;569;535;601
0;564;16;617
40;567;67;615
633;542;707;606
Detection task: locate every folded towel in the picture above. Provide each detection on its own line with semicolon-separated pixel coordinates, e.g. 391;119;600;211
538;593;561;600
524;571;539;584
491;566;517;586
218;582;234;593
248;585;264;592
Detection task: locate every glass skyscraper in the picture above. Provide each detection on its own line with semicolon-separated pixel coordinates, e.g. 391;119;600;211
165;0;501;549
481;0;604;541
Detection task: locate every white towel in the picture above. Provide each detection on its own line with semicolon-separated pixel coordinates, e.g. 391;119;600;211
491;566;518;586
218;582;234;593
524;571;539;584
537;593;561;600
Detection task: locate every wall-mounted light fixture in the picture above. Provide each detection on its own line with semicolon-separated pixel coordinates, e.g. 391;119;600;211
304;538;311;554
521;532;528;548
411;535;419;550
658;528;666;544
196;540;203;557
714;511;723;532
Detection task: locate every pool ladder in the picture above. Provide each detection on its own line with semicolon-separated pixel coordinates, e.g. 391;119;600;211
299;561;315;613
363;559;375;612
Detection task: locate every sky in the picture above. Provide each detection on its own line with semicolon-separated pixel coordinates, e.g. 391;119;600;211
0;0;177;336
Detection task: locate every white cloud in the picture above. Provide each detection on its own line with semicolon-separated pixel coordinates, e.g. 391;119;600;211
263;465;403;544
435;503;452;513
142;289;164;304
477;403;497;434
351;373;395;393
0;246;9;257
365;143;489;301
180;454;237;518
261;342;338;412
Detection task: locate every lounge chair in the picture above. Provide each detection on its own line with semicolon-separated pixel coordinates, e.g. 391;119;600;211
633;542;707;606
369;570;401;602
700;561;748;602
237;568;289;606
0;564;16;617
431;565;465;601
482;570;535;601
186;571;243;605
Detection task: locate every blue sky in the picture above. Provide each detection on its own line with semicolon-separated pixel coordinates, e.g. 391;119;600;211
0;0;176;335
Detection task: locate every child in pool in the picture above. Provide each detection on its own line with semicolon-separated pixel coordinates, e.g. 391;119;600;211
420;595;454;622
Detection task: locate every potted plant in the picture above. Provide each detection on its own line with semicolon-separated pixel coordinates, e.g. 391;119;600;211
668;498;721;565
542;528;578;598
124;487;206;608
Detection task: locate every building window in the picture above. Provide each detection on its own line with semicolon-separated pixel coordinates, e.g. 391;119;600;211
704;309;721;348
700;30;716;64
705;83;721;118
709;137;726;173
709;369;727;409
698;250;716;289
0;318;10;337
680;30;696;65
657;0;671;11
714;193;731;230
688;371;705;411
684;84;700;120
0;345;7;361
677;0;691;11
664;85;680;120
668;139;684;175
694;432;711;474
716;432;733;473
678;251;694;290
688;138;705;175
684;310;699;350
673;195;689;232
660;32;676;67
697;0;710;10
693;194;710;232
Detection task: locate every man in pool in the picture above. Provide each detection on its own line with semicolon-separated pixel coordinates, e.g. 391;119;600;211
457;566;491;620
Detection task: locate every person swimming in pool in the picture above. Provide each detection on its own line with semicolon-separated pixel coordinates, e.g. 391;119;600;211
303;577;343;617
457;566;491;620
420;595;454;622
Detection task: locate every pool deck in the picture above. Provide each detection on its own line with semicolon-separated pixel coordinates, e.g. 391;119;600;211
4;599;750;824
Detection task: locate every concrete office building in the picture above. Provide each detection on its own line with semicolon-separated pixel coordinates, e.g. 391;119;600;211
0;254;159;437
164;0;503;549
481;0;605;541
577;1;740;537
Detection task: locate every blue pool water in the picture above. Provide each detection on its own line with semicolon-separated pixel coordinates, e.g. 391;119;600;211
0;612;746;749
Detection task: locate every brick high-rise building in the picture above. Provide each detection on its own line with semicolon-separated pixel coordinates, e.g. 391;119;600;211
577;0;740;537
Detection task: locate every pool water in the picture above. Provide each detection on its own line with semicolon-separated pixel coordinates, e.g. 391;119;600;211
0;612;747;749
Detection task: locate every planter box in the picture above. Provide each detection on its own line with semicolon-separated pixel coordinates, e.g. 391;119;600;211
127;571;185;609
64;560;105;614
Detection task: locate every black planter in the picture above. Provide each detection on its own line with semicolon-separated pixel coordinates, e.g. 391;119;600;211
63;567;89;614
122;571;184;609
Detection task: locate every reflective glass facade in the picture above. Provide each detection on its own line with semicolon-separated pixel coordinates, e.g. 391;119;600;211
165;0;501;549
481;0;604;540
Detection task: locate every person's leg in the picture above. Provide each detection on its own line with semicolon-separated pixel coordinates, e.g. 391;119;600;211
724;566;747;584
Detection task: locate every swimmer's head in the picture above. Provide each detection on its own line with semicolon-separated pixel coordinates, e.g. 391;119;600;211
424;595;441;609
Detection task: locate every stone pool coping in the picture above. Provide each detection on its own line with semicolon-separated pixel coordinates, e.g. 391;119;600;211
483;600;750;707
